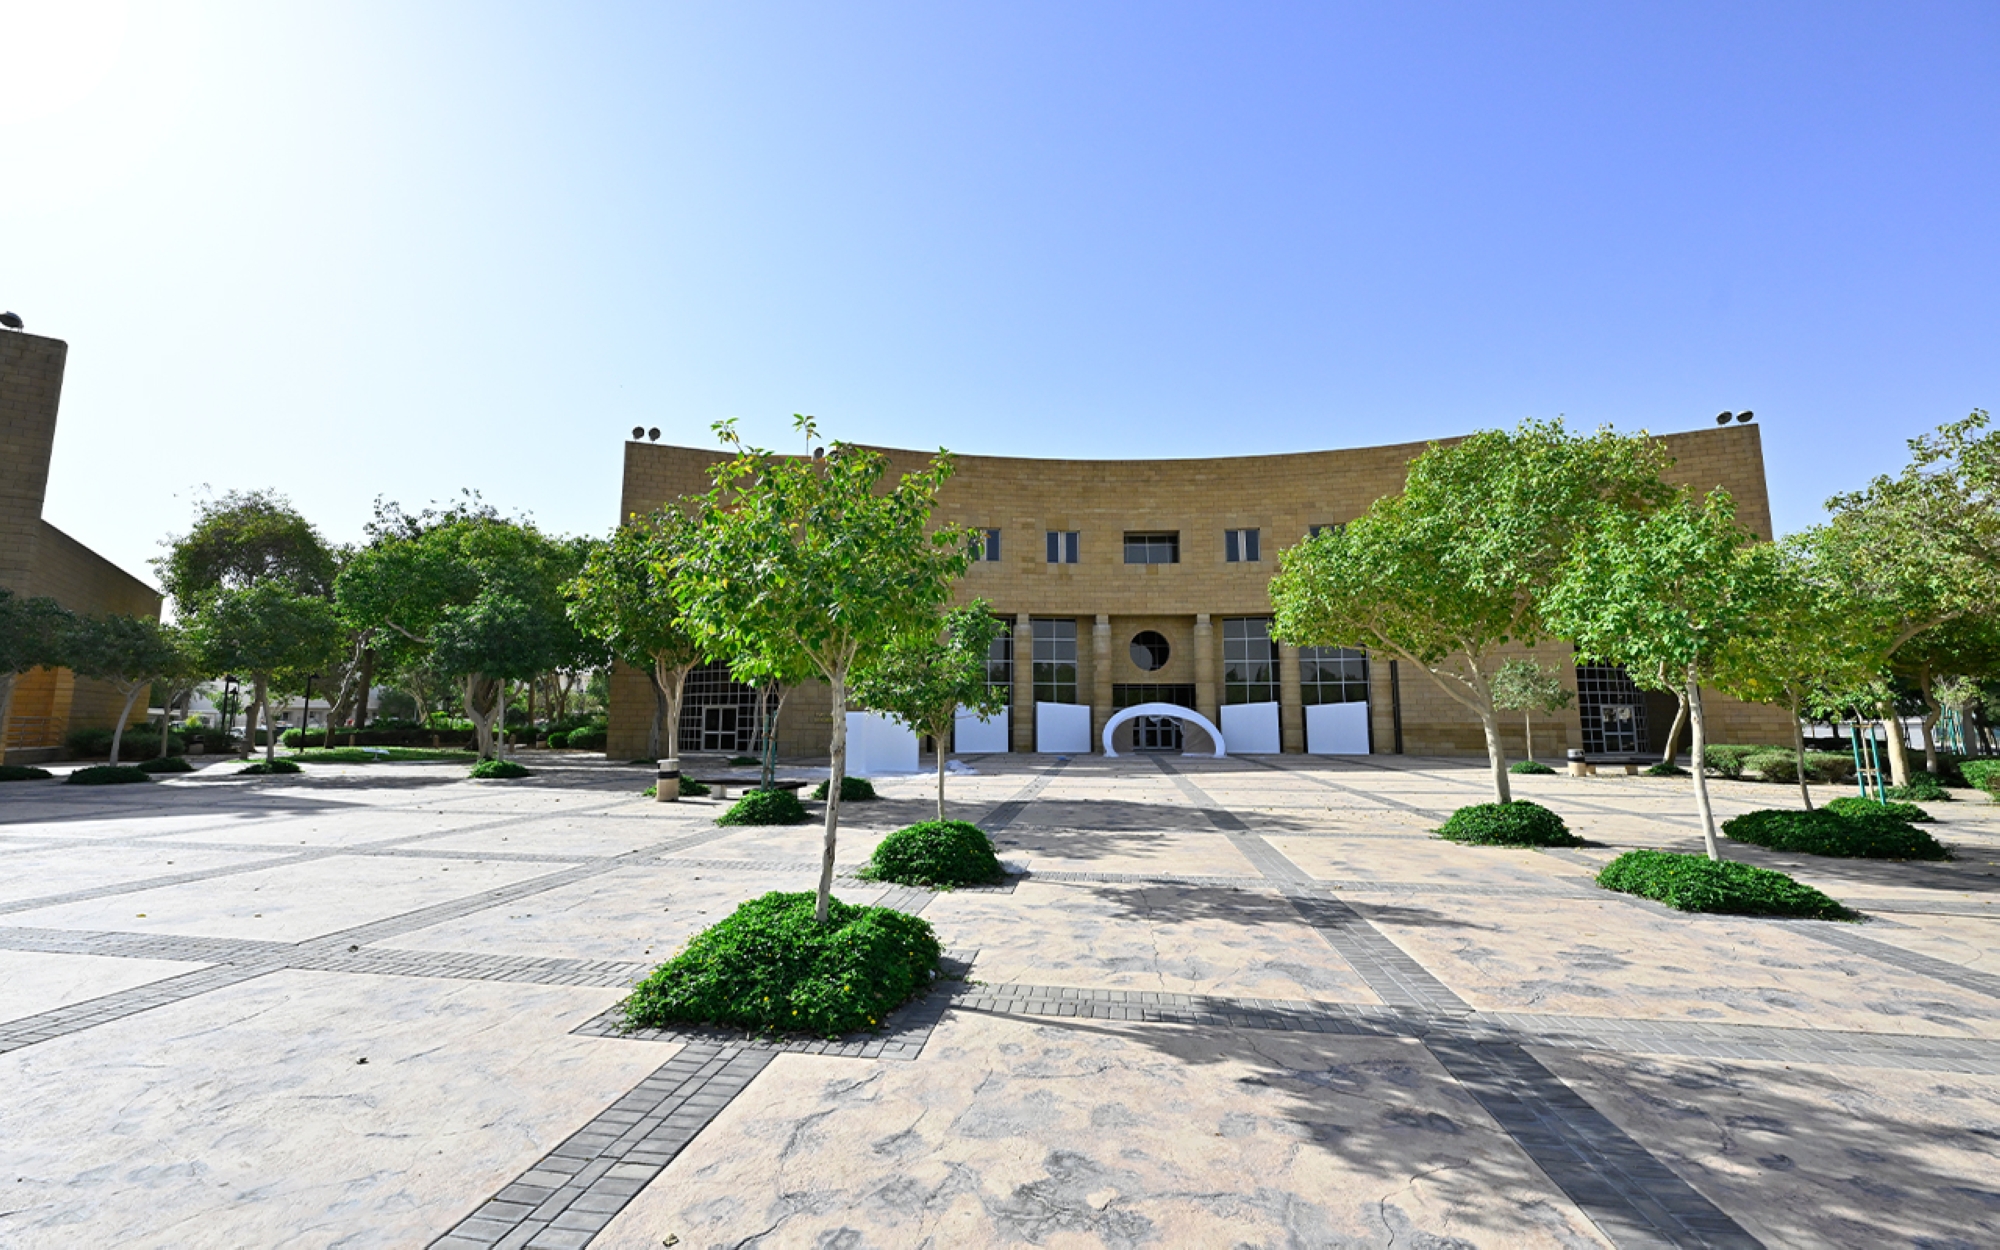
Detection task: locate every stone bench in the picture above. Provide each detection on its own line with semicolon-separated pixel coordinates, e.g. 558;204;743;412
1566;752;1650;777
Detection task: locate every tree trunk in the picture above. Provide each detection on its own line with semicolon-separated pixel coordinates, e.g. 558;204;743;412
1523;712;1535;764
937;725;948;821
108;683;146;766
654;657;692;769
1478;710;1512;803
498;681;510;756
355;647;375;728
158;691;174;758
1660;695;1688;766
257;676;275;763
1878;698;1911;788
647;671;666;760
1917;664;1941;775
525;676;536;746
1790;692;1813;811
816;668;848;925
1687;673;1721;860
464;674;499;759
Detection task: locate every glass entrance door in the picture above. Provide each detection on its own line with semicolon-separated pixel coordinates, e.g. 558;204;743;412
1134;715;1183;752
702;706;739;751
1599;705;1639;753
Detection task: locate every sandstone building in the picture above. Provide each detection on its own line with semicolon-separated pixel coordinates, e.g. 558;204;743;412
1;329;163;763
608;423;1788;762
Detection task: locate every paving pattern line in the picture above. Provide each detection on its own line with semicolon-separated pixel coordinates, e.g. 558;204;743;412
1233;755;1458;822
1792;922;2000;1003
0;961;287;1054
979;757;1070;831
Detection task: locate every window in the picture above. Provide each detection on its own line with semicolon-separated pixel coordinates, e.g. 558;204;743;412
1300;646;1368;705
1224;528;1261;563
678;660;765;753
1222;617;1278;704
1113;682;1195;709
1032;618;1078;704
1045;530;1080;564
1129;630;1169;671
1576;664;1646;754
1123;532;1179;564
971;528;1001;562
985;620;1013;706
1308;523;1342;538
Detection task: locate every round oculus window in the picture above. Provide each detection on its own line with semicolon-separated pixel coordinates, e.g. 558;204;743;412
1129;631;1170;672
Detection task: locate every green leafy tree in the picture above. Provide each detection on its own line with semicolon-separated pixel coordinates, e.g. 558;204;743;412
567;510;705;761
155;489;338;613
187;583;344;763
1488;657;1573;764
0;590;74;752
1272;420;1675;803
65;615;192;765
1545;489;1778;859
852;603;1008;820
673;417;972;923
1798;411;2000;786
1884;614;2000;776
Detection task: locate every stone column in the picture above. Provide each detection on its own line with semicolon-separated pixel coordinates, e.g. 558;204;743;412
1278;641;1304;753
1013;612;1034;753
1194;614;1217;725
1091;614;1113;752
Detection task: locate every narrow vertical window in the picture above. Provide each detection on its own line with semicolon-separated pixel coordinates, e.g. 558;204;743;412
1046;530;1079;564
1032;619;1078;703
978;528;1000;561
1224;529;1260;562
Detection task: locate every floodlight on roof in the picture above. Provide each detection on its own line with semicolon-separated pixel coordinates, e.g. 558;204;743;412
647;428;660;441
632;426;645;439
1735;410;1754;423
0;312;22;330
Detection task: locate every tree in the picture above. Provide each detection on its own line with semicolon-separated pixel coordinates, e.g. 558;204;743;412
0;590;73;752
1272;420;1675;803
155;489;338;612
187;583;344;763
1711;545;1886;810
1545;489;1777;859
1488;658;1573;764
1799;411;2000;785
852;603;1008;820
66;616;192;766
567;511;705;762
673;417;972;924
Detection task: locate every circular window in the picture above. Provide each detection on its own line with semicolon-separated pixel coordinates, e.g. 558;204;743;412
1129;631;1170;672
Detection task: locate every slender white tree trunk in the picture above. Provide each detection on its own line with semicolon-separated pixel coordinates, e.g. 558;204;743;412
257;677;275;763
937;724;948;822
1790;693;1813;811
465;675;498;759
108;684;145;766
1523;712;1535;765
1687;673;1720;859
816;667;848;925
1878;698;1911;788
1479;711;1512;803
498;681;509;757
1661;694;1688;766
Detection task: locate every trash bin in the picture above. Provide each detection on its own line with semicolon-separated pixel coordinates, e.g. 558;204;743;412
1566;748;1591;778
655;758;680;802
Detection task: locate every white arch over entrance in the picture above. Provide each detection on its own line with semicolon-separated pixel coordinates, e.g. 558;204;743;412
1100;702;1227;759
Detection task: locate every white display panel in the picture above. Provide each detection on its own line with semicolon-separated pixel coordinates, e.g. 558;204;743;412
1219;701;1281;754
952;706;1010;754
843;711;919;775
1305;701;1370;755
1034;702;1092;754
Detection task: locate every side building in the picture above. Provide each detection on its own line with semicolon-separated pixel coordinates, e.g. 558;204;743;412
608;423;1791;762
1;329;164;764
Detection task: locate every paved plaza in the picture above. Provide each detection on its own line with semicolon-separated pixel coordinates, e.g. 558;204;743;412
2;753;1998;1248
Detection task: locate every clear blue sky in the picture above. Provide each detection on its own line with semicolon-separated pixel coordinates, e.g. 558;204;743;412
6;2;1996;584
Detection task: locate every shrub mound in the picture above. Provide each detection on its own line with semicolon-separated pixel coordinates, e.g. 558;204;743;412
545;731;569;748
1824;795;1932;823
66;765;152;785
1886;773;1952;803
469;758;532;780
641;777;711;798
1701;744;1774;779
1509;760;1556;775
811;775;878;801
238;759;303;775
136;756;194;774
1644;761;1688;777
291;746;475;764
863;820;1005;888
1745;750;1857;785
565;726;608;751
1436;800;1582;847
1722;808;1948;861
717;788;810;826
1596;849;1853;918
623;891;943;1037
0;764;54;782
1960;759;2000;797
728;755;762;766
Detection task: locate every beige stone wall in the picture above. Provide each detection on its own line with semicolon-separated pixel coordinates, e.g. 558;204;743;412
0;332;65;595
608;424;1788;760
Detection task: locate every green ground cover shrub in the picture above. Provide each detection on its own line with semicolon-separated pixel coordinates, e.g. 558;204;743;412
1960;759;2000;796
136;756;194;774
728;755;761;766
238;759;303;775
1436;801;1582;847
545;731;569;748
469;758;531;780
1824;795;1933;823
566;726;608;751
717;788;810;825
1509;760;1556;775
0;765;54;781
1722;808;1948;860
862;820;1004;888
280;726;475;749
1886;773;1952;802
641;778;711;798
290;747;476;764
1746;751;1856;785
1597;849;1854;918
810;776;877;801
1644;762;1687;777
65;726;198;758
1701;744;1781;779
623;891;942;1038
66;765;152;785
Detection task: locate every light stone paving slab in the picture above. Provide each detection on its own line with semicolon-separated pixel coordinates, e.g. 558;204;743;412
0;948;210;1024
1265;832;1605;889
0;843;282;906
1843;910;2000;975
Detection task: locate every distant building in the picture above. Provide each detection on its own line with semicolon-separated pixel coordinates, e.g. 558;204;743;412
1;330;163;763
609;424;1789;761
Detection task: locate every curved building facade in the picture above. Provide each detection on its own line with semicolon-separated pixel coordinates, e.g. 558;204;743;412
608;423;1789;761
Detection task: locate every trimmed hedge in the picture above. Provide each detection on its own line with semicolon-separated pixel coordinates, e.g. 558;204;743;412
1702;744;1777;779
728;755;762;766
1644;761;1687;777
1597;850;1854;919
623;891;943;1038
1436;800;1582;847
811;775;878;801
1887;773;1952;803
1745;750;1857;785
469;758;531;780
1961;759;2000;796
1509;760;1556;775
239;759;303;775
0;764;54;782
1824;795;1932;823
863;820;1004;888
1722;808;1949;861
279;726;477;749
546;731;569;748
66;765;152;785
717;788;811;826
136;756;194;774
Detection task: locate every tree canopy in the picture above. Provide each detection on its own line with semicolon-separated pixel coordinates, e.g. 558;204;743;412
66;615;191;765
852;603;1007;820
187;582;345;762
567;509;705;759
155;490;339;611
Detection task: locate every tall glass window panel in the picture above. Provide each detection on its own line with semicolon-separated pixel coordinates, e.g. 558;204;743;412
986;620;1013;705
1222;617;1278;704
1123;532;1179;564
1032;618;1078;704
1224;529;1261;563
1046;530;1080;564
972;528;1000;562
1299;646;1368;704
